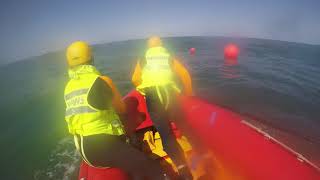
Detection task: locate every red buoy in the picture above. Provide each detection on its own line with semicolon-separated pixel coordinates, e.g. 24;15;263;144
189;47;196;55
224;44;239;59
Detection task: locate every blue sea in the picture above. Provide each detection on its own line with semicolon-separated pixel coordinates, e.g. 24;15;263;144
0;37;319;179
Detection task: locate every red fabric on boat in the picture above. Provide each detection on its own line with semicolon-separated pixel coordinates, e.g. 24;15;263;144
79;90;320;180
78;161;129;180
125;90;154;130
179;96;320;179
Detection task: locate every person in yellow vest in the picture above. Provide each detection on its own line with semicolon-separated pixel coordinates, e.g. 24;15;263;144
64;41;168;180
131;36;194;180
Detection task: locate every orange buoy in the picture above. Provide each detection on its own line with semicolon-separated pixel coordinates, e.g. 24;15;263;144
224;44;239;59
189;47;196;55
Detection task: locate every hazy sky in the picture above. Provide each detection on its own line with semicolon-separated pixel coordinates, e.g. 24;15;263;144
0;0;319;63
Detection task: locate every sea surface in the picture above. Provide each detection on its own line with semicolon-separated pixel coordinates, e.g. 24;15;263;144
0;36;319;179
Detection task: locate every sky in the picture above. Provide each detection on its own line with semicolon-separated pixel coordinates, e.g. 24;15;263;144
0;0;319;63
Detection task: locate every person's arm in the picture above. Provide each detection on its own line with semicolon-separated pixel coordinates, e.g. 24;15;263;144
131;60;142;87
100;76;126;114
172;58;193;96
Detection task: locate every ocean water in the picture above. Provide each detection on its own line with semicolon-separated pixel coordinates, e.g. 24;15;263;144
0;37;319;179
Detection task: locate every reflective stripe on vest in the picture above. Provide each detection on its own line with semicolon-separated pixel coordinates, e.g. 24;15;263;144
64;65;124;136
65;88;89;100
65;105;97;116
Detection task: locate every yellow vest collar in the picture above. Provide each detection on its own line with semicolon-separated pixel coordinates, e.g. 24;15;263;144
146;46;168;56
68;65;101;79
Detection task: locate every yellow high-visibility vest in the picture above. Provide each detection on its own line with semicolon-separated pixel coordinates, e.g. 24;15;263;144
137;46;176;90
64;65;124;136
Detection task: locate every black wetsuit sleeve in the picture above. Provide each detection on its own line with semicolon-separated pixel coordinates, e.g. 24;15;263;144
87;77;113;110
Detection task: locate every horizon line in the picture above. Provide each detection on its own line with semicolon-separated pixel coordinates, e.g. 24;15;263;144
1;35;319;67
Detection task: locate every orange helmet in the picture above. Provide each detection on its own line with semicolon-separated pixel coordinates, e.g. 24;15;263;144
147;36;162;48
